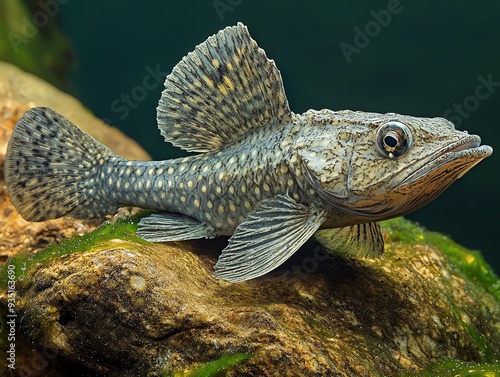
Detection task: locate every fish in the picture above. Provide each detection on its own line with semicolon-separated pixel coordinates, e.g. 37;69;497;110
4;23;492;282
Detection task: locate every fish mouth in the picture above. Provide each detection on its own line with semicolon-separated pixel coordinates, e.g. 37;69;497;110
401;134;493;186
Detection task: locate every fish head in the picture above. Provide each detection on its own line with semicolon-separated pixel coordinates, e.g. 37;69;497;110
295;109;493;221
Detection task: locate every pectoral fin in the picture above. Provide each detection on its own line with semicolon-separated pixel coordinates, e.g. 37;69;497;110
214;195;328;283
314;222;384;258
137;212;216;242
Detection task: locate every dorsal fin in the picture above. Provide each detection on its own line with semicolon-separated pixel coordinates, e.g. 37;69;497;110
157;22;292;152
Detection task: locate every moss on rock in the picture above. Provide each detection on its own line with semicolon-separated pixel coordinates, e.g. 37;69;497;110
381;218;500;302
164;353;252;377
0;215;498;376
0;212;148;292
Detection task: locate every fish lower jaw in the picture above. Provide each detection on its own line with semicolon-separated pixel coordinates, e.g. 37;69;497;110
439;144;492;167
400;136;492;186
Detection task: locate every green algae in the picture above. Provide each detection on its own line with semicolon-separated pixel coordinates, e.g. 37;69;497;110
163;353;252;377
446;292;496;362
0;212;150;292
382;218;500;364
381;218;500;302
403;359;500;376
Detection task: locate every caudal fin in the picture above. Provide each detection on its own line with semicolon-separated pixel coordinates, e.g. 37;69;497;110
4;107;118;221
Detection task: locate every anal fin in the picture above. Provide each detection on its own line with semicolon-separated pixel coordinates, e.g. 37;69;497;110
137;212;216;242
314;222;384;259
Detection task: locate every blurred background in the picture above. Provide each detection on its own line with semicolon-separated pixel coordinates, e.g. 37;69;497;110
1;0;499;271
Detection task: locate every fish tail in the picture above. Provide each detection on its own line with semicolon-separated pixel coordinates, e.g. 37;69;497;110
4;107;118;221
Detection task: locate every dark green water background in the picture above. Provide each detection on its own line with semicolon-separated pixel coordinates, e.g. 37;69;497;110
7;1;500;271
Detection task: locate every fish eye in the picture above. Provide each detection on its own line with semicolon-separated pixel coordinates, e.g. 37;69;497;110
376;121;413;159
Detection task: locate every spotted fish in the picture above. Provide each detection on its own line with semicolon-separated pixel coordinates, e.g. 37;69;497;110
4;23;492;282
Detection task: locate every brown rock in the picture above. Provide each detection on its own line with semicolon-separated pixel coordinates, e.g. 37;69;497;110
6;233;500;376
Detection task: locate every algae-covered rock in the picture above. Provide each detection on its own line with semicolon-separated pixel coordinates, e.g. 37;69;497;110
1;215;499;376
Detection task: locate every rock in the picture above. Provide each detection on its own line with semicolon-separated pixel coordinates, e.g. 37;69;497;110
1;216;499;376
0;61;150;260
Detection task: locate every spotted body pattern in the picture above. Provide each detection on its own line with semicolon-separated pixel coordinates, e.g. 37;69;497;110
5;23;492;282
101;123;302;236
